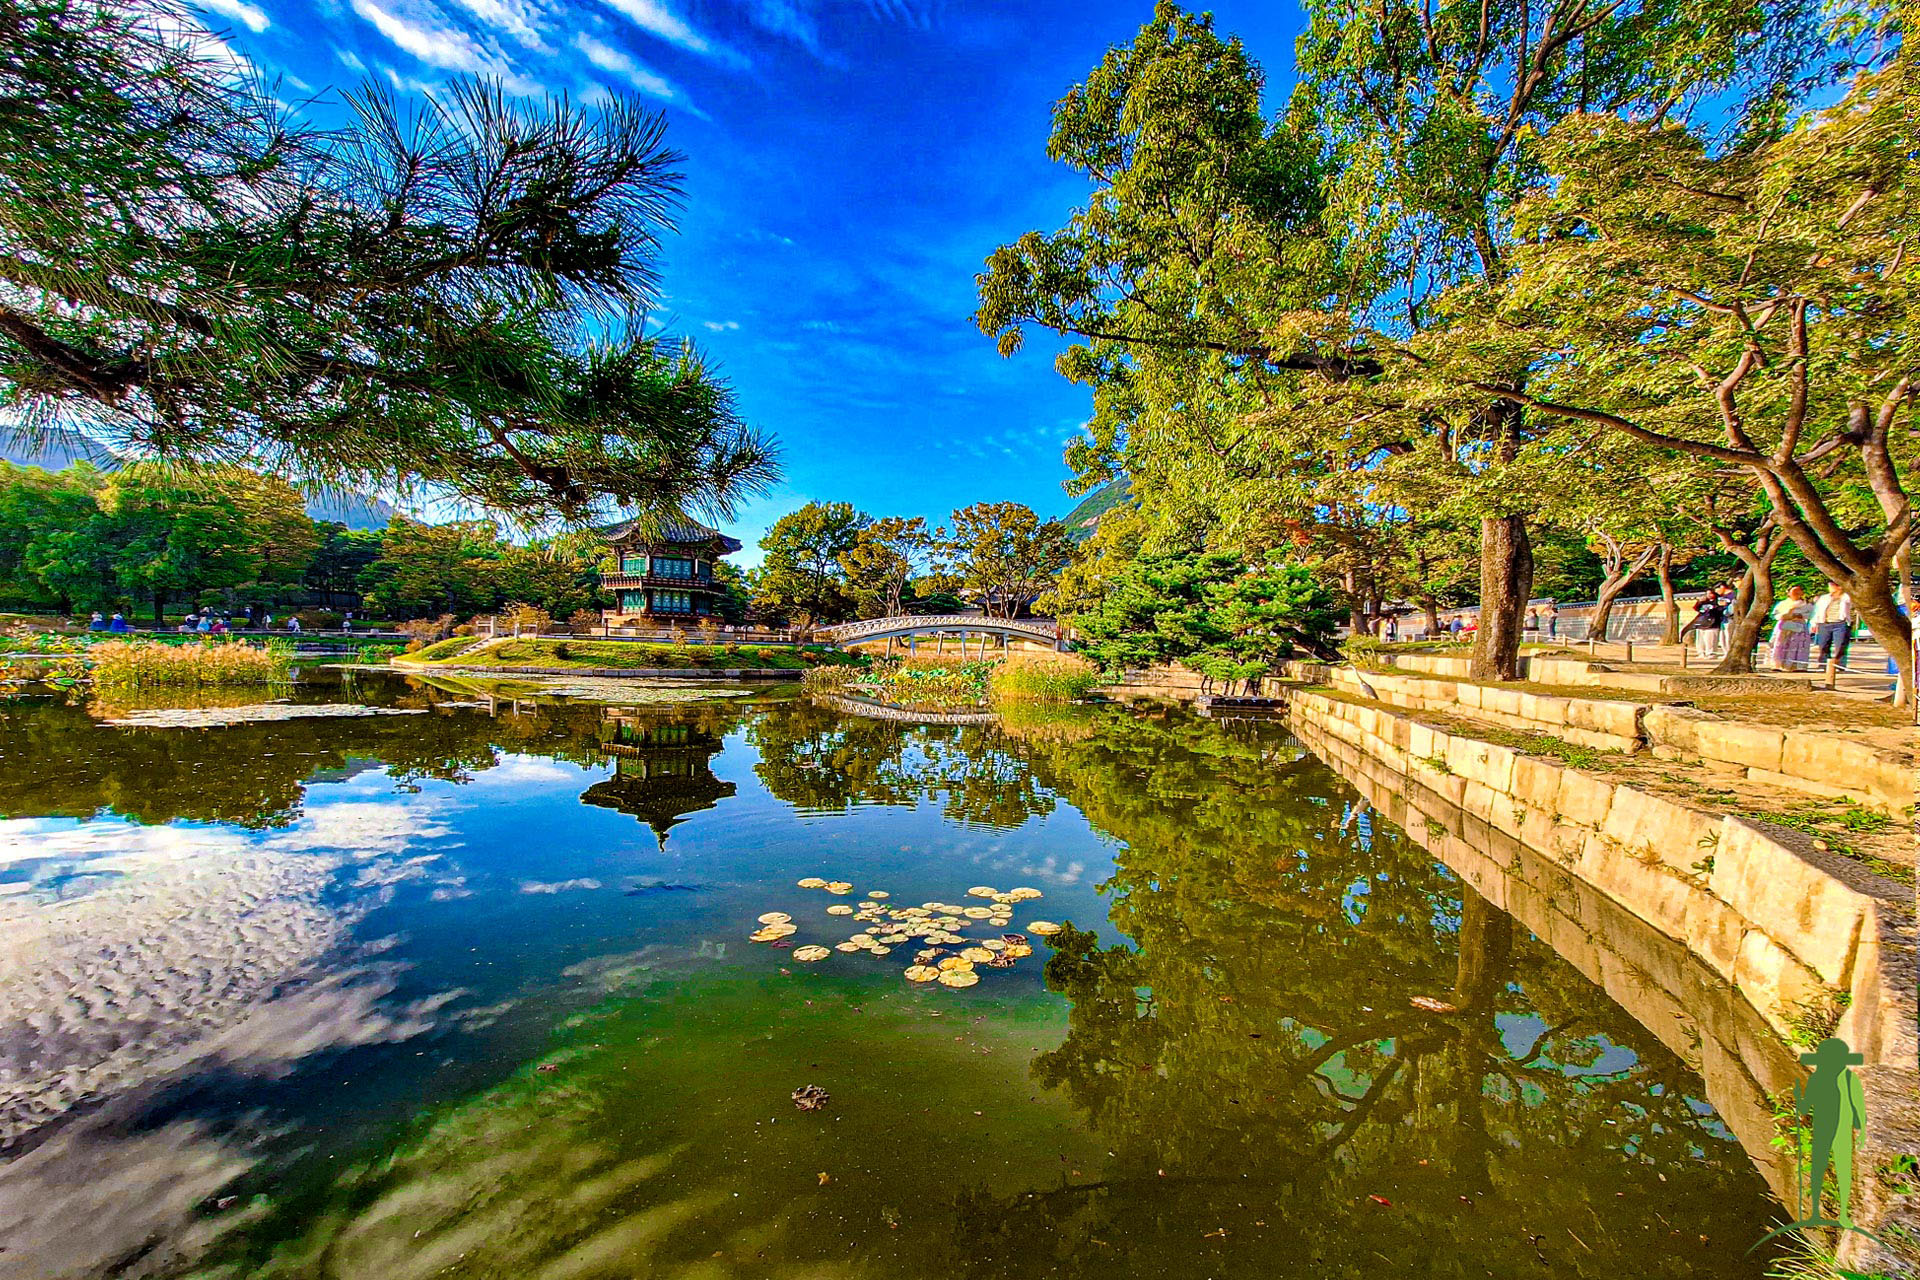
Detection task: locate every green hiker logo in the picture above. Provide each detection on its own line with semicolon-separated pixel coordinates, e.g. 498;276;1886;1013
1750;1035;1885;1259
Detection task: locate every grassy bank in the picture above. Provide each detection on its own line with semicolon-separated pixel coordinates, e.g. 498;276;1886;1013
397;637;855;672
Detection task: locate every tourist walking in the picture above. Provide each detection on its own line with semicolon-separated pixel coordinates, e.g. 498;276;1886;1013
287;616;302;633
107;612;129;633
87;611;106;631
1526;607;1539;636
1691;589;1727;661
1769;587;1814;671
1810;586;1854;671
1545;602;1559;640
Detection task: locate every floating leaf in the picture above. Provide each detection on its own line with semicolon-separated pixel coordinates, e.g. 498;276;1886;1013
835;942;863;953
937;970;979;988
1026;921;1062;936
867;891;890;900
827;904;855;916
962;907;994;919
960;947;994;964
793;946;831;962
966;886;998;898
757;912;793;925
937;955;974;972
797;878;828;889
826;882;854;894
904;965;940;983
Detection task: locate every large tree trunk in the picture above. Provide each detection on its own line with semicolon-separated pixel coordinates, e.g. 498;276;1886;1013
1654;545;1681;644
1836;562;1914;705
1587;541;1656;644
1717;562;1777;674
152;591;164;624
1469;514;1532;680
1421;597;1441;638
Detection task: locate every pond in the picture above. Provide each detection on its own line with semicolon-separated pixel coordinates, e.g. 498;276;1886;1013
0;677;1795;1278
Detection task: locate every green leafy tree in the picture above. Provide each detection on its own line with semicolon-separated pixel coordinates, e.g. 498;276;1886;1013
838;515;932;618
1068;551;1240;672
755;501;869;622
1;0;776;524
938;501;1077;619
305;524;385;610
1465;48;1916;692
358;517;503;619
980;0;1842;680
0;461;104;608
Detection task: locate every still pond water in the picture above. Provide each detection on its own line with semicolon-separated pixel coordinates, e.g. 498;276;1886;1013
0;677;1790;1278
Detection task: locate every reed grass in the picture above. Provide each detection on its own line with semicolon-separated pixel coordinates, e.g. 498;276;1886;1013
90;639;295;687
988;652;1100;704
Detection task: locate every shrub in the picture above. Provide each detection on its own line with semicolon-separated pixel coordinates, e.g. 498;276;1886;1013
295;610;343;631
990;652;1100;703
398;614;457;651
567;608;601;635
500;602;553;635
91;638;293;687
552;642;572;661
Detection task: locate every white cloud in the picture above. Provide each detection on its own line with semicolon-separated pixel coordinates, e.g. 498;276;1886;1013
599;0;747;68
574;31;679;103
701;319;741;331
196;0;271;32
448;0;548;51
350;0;492;73
336;45;367;71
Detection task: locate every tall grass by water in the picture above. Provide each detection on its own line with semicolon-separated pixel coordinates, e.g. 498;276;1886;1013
90;639;295;687
988;652;1100;704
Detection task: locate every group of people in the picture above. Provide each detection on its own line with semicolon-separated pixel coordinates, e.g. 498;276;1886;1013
84;608;347;635
1688;583;1857;672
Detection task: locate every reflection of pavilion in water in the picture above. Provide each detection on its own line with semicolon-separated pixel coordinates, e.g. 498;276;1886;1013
580;712;736;848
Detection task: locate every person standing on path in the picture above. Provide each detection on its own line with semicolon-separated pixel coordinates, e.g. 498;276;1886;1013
1691;589;1726;661
1545;602;1559;641
1770;586;1814;671
1810;586;1854;671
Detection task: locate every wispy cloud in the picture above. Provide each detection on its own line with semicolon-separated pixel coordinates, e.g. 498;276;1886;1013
599;0;748;69
446;0;548;50
701;318;740;331
196;0;271;33
745;0;819;54
574;31;692;109
351;0;492;72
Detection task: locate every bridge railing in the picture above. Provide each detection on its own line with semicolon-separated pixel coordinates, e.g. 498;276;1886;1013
817;614;1062;644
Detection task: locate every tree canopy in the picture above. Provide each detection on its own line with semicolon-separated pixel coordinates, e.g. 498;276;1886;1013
0;0;777;526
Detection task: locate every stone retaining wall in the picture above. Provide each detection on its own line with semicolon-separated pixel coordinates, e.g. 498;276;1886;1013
1288;690;1919;1273
1285;691;1916;1066
1309;661;1911;815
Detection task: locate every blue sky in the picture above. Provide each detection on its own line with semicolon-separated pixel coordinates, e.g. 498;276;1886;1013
192;0;1304;560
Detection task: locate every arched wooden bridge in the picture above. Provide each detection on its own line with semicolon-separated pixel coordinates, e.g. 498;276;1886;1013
816;614;1065;651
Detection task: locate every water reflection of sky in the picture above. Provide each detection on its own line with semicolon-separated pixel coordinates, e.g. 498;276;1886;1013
0;694;1793;1279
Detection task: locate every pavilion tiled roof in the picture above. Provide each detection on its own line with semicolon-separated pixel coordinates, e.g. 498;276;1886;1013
600;511;743;554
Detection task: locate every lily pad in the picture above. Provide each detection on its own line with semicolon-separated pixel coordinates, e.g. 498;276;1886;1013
960;947;994;964
826;904;855;916
966;886;998;898
936;970;979;988
1026;921;1062;936
937;955;974;972
793;946;831;962
903;965;940;983
797;878;828;889
757;912;793;925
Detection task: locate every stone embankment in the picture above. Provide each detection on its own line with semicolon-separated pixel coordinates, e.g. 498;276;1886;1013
1104;658;1919;1271
1301;658;1910;816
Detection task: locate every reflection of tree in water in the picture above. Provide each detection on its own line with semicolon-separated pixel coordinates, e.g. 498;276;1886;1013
914;706;1779;1279
0;688;636;829
746;699;1057;829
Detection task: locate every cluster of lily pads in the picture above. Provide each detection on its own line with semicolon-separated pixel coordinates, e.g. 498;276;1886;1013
749;880;1062;988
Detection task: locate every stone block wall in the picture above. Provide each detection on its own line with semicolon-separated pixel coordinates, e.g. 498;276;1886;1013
1298;661;1912;815
1285;690;1915;1070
